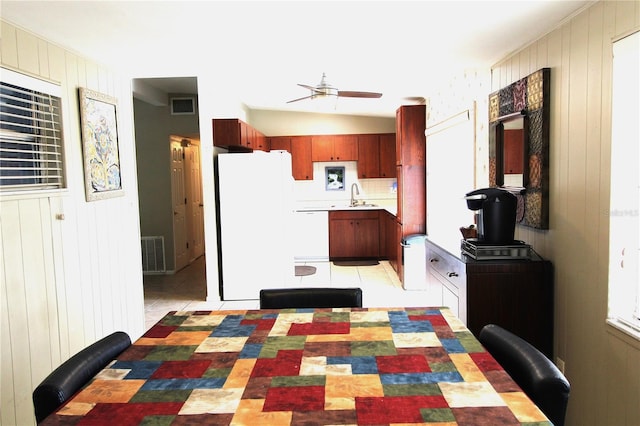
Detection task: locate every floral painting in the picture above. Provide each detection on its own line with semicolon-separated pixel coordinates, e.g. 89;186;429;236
79;87;123;201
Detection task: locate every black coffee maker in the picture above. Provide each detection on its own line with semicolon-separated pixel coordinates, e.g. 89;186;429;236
464;188;517;245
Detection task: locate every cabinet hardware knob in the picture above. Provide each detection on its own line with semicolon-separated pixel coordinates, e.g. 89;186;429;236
430;258;438;262
448;272;458;277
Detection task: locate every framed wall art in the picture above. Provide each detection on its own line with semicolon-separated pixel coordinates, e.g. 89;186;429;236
325;166;345;191
79;87;123;201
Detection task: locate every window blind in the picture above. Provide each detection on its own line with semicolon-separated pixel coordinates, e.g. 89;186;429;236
0;70;65;192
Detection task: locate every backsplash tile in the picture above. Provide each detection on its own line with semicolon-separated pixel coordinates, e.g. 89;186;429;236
293;161;397;208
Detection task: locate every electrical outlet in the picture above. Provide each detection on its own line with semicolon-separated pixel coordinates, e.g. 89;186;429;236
556;357;565;374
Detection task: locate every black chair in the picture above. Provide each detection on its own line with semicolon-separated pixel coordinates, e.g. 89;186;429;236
259;287;363;309
478;324;570;426
32;331;131;423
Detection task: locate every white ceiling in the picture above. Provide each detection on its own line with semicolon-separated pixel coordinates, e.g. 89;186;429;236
2;1;593;117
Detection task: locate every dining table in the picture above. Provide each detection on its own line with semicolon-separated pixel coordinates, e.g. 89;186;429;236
41;307;551;425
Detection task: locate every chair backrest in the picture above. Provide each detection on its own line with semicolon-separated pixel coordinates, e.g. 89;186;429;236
478;324;570;426
259;287;363;309
32;331;131;423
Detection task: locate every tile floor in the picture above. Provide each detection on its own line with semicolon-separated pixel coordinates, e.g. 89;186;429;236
143;255;431;330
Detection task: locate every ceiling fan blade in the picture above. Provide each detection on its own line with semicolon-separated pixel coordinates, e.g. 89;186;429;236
287;94;315;103
298;83;320;92
337;90;383;99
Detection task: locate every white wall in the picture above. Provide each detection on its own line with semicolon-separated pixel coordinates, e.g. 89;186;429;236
491;2;640;425
1;22;146;425
249;108;396;136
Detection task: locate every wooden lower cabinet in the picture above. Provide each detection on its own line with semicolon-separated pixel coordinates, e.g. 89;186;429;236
380;210;399;270
426;238;553;358
329;210;380;259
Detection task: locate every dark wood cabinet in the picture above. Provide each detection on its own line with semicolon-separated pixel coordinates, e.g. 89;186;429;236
267;136;312;180
213;118;267;151
381;210;399;270
357;134;379;178
394;105;426;282
269;136;291;152
379;133;396;178
291;136;313;180
426;238;553;358
357;133;397;179
396;105;426;167
329;210;380;259
312;135;358;161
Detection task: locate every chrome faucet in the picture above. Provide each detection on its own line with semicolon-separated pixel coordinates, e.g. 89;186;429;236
350;183;360;206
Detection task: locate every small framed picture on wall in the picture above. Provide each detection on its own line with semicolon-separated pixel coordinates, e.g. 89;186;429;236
325;166;345;191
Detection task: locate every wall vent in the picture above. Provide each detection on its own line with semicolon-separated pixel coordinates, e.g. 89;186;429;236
170;97;195;115
141;236;166;273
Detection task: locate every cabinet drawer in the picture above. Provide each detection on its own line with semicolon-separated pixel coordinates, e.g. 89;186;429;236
427;247;465;288
330;210;380;220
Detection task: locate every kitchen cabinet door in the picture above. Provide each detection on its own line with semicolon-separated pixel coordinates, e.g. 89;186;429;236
355;218;379;258
312;135;357;161
291;136;313;180
311;135;335;161
240;121;251;148
333;135;358;161
254;130;269;151
213;118;266;151
329;218;358;258
384;211;399;270
213;118;241;148
396;105;426;166
329;210;380;259
395;220;403;278
269;136;291;152
379;133;396;178
357;134;380;178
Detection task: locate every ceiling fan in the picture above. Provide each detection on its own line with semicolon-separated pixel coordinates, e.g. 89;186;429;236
287;73;383;103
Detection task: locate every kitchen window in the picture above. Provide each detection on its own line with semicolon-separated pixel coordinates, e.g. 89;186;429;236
607;31;640;340
0;68;65;193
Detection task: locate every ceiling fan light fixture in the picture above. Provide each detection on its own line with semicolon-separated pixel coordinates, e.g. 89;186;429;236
288;72;382;106
311;87;338;99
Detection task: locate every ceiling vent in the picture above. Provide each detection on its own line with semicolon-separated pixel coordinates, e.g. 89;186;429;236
170;97;195;115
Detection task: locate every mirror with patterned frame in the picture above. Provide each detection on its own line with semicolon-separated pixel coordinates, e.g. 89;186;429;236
489;68;550;229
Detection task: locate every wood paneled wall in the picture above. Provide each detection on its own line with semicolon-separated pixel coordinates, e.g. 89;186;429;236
491;2;639;425
1;22;146;425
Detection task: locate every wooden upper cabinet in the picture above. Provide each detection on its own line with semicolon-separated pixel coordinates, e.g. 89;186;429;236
358;133;396;178
254;131;269;151
396;105;426;166
212;119;242;148
311;135;333;161
291;136;313;180
312;135;358;161
240;121;251;148
357;134;380;178
379;133;396;178
333;135;358;161
213;118;267;151
269;136;291;152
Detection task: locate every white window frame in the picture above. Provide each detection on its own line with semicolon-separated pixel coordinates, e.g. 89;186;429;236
0;67;66;194
607;31;640;341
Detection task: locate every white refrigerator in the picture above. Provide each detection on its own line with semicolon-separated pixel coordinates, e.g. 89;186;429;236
215;150;296;300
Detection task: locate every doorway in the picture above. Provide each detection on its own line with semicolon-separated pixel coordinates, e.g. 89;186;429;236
171;135;205;271
133;76;206;301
